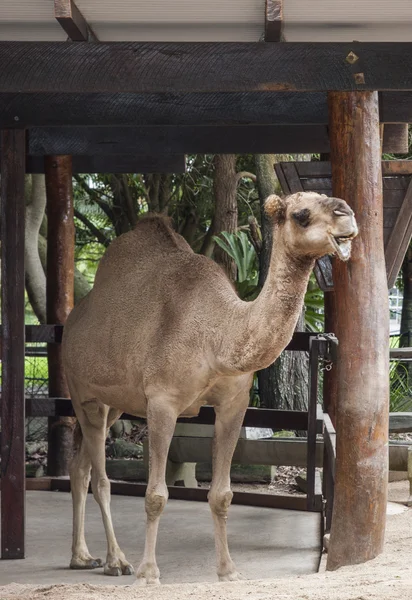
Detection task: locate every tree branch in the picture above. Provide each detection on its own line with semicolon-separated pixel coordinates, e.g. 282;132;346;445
74;208;111;247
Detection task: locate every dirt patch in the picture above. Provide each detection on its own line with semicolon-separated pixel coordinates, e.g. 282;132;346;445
1;481;411;600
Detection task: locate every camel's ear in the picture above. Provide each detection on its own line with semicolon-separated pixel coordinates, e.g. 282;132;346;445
264;195;286;223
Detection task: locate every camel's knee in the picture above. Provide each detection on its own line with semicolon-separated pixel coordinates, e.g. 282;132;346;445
208;489;233;518
145;485;168;521
91;473;111;503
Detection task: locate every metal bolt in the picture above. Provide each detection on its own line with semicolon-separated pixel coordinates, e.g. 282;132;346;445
354;72;365;84
5;548;8;552
14;116;19;121
346;51;359;64
17;548;20;552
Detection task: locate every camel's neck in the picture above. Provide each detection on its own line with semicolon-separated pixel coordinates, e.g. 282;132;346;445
223;227;314;373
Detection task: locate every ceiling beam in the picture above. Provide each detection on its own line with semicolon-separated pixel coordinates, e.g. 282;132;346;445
26;124;407;156
1;92;412;128
265;0;283;42
54;0;97;42
0;155;186;174
3;42;412;93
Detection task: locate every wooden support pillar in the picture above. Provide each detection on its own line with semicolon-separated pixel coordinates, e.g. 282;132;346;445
45;156;76;476
1;130;26;559
326;92;389;570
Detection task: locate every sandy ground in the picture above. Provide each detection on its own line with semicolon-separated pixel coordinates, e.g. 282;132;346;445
1;481;411;600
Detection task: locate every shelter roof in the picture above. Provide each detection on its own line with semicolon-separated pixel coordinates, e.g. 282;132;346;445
1;0;411;42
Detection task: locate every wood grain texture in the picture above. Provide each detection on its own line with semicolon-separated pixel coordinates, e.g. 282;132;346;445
54;0;96;42
44;156;76;477
1;129;26;559
265;0;283;42
0;155;186;174
2;43;412;93
27;125;331;155
1;92;411;128
385;178;412;288
326;91;389;571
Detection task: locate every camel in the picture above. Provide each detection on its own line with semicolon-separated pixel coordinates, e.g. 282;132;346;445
62;191;358;584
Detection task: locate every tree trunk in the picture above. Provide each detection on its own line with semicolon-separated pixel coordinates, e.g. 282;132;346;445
24;175;47;324
255;154;308;411
327;91;388;570
212;155;238;281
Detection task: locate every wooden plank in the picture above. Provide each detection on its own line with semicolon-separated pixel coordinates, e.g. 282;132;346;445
280;162;304;193
1;129;26;560
27;125;332;156
389;412;412;433
327;91;388;571
54;0;96;42
168;437;324;468
390;348;412;359
25;399;324;433
274;163;291;194
3;43;412;93
1;92;412;128
45;156;76;477
313;256;334;291
29;125;407;160
296;161;412;178
385;178;412;288
382;124;409;154
0;155;187;174
265;0;283;42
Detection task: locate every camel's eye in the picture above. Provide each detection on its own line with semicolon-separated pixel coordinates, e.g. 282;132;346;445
333;210;348;217
292;208;311;228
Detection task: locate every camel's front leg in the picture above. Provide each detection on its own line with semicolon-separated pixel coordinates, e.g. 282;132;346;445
209;393;249;582
136;400;178;585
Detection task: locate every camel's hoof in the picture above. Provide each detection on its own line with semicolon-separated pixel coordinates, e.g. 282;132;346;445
122;564;135;576
218;571;245;582
70;557;104;570
104;560;134;576
104;565;122;577
135;561;160;585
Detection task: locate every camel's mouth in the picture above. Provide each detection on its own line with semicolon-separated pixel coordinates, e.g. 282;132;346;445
330;234;354;261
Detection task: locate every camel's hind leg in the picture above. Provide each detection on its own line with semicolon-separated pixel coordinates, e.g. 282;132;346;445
136;398;178;585
70;424;103;569
209;385;250;582
73;399;134;576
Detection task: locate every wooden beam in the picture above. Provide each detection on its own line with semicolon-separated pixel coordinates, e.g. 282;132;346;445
326;92;388;571
54;0;96;42
27;125;331;155
24;124;407;156
44;156;76;477
3;43;412;93
1;92;411;128
385;178;412;288
7;155;186;174
265;0;283;42
1;129;26;559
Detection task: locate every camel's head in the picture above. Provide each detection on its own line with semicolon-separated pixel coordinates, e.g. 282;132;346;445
265;192;358;262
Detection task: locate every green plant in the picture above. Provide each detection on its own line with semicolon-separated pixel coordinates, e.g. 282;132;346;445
389;360;412;412
213;230;259;299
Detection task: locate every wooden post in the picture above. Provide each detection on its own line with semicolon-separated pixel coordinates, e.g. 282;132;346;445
326;92;389;570
1;130;26;559
45;156;76;476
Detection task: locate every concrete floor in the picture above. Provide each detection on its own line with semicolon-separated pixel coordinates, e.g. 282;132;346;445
0;491;321;586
